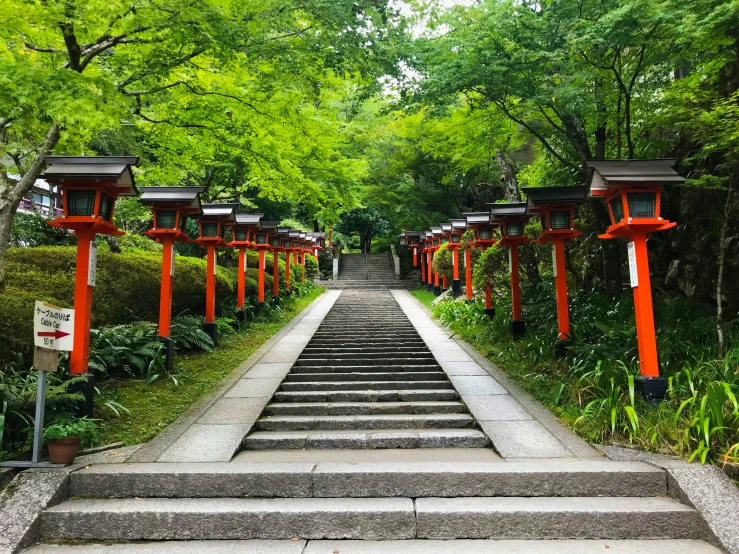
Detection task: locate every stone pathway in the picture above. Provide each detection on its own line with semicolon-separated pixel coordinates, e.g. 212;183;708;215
12;289;734;553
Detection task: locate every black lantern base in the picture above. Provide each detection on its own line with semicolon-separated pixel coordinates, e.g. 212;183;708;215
554;340;568;358
236;310;248;323
452;279;461;297
484;307;496;320
158;336;175;374
427;283;433;292
510;319;526;339
433;285;441;296
255;302;265;316
636;376;668;404
69;372;96;418
203;322;218;347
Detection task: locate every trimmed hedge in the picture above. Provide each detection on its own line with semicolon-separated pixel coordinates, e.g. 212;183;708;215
0;247;318;363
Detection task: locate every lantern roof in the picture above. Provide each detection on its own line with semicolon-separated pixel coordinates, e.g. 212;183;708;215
522;186;588;211
430;226;443;235
425;230;434;239
450;219;467;230
487;202;528;218
463;212;492;226
277;226;291;235
288;229;301;238
43;156;139;195
259;221;278;230
586;159;684;197
440;222;452;233
138;186;204;213
201;203;238;222
235;212;263;226
299;232;307;239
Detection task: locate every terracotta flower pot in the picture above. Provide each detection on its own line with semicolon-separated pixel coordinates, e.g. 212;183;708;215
47;437;81;465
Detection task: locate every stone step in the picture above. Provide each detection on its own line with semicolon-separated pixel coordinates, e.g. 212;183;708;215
255;414;475;431
305;341;427;348
295;358;437;367
299;351;433;358
279;380;454;391
284;372;445;383
41;496;698;541
289;366;442;375
272;390;460;403
20;539;727;554
67;460;668;499
41;498;416;541
265;401;466;416
243;429;489;450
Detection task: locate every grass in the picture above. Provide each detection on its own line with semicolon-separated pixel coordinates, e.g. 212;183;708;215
95;288;324;446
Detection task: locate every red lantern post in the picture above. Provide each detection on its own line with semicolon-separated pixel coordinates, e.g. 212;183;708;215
195;203;238;345
424;231;434;292
230;213;263;321
463;212;497;317
449;219;467;297
252;221;277;314
490;203;530;338
44;156;139;415
430;226;443;296
138;186;204;369
587;159;683;401
523;186;588;357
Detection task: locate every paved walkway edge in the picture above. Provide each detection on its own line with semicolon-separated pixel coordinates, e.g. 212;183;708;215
394;290;599;459
130;290;337;463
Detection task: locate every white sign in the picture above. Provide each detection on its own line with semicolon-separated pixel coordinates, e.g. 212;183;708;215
34;301;74;351
552;244;558;278
508;248;513;274
170;244;175;277
243;252;248;272
88;241;97;286
627;241;639;288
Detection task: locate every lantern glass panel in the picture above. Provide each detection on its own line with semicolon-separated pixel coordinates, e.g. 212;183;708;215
441;236;449;244
479;227;493;240
67;190;97;217
201;222;218;237
234;229;247;241
432;239;439;247
269;236;281;247
255;232;268;245
627;192;656;218
399;237;407;245
550;211;571;230
507;221;523;236
156;210;177;229
451;233;461;243
610;195;624;223
179;214;188;231
292;240;299;247
99;193;114;221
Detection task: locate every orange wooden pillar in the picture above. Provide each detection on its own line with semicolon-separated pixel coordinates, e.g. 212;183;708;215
272;250;280;303
302;253;306;284
552;240;570;342
158;238;176;337
258;249;266;307
420;244;426;285
631;235;659;377
508;243;526;337
481;245;495;319
464;248;473;300
237;247;246;311
442;274;448;292
451;248;460;297
285;251;291;292
427;251;433;292
205;246;217;325
70;229;95;377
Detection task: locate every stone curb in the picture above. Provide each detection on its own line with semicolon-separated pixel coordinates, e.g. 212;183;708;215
395;291;599;459
600;444;739;554
129;290;334;463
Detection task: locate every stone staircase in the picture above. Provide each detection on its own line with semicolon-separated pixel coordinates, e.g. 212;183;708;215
242;290;487;449
25;289;722;553
324;252;417;289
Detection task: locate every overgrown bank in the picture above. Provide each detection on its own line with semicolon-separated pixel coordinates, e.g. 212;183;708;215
412;287;739;469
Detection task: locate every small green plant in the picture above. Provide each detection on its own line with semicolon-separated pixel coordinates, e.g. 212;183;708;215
170;315;215;352
44;417;98;446
0;384;7;456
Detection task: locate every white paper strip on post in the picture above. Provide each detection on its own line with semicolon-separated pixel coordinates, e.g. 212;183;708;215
627;241;638;288
552;244;557;278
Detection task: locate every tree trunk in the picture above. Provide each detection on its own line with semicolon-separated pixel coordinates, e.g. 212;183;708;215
591;200;623;299
495;151;521;202
715;169;737;354
0;122;60;292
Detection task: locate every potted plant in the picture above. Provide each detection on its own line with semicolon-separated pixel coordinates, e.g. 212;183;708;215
44;418;98;465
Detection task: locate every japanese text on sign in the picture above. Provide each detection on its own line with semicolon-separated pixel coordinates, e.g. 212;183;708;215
34;301;74;351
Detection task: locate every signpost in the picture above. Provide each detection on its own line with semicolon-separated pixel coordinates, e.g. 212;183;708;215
0;303;74;468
